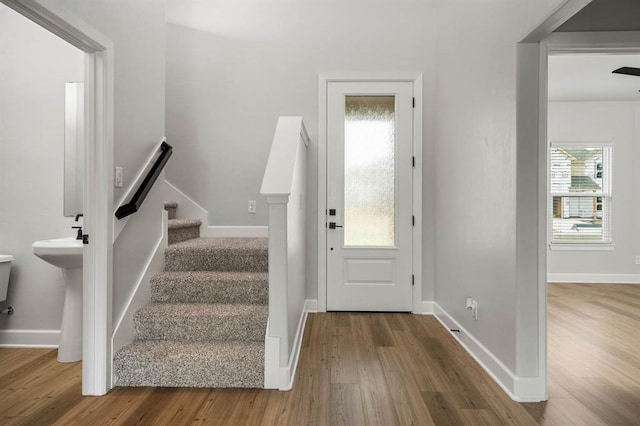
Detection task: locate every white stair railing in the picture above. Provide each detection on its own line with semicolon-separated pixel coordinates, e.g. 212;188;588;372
260;117;309;390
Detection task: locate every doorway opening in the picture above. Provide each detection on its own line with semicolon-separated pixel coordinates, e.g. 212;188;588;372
0;0;114;395
542;45;640;419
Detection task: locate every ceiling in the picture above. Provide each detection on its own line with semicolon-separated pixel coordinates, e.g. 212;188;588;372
549;0;640;102
548;53;640;102
555;0;640;33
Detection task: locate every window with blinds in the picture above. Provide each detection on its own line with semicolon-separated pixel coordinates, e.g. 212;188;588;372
550;142;612;244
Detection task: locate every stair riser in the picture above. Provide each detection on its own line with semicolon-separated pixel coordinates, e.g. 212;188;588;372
114;341;264;388
165;252;268;272
165;207;177;220
168;226;200;245
134;313;267;342
151;280;268;305
115;360;264;388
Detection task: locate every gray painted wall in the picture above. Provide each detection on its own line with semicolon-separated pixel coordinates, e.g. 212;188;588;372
165;0;439;302
547;101;640;278
434;0;564;373
165;0;566;375
39;0;167;206
0;4;84;335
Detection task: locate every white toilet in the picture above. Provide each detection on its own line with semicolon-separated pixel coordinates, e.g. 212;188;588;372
0;255;14;302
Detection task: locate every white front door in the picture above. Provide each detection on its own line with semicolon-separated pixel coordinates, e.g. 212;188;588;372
326;81;413;311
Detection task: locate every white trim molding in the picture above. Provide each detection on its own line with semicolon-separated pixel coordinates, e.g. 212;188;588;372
304;299;318;313
264;299;314;390
433;303;545;402
549;243;615;251
417;301;435;315
164;179;208;225
317;72;423;313
547;273;640;284
0;329;60;348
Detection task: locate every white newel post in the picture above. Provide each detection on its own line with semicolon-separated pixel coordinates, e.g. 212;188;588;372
265;195;290;369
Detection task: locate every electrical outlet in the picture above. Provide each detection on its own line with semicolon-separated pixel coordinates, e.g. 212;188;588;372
114;166;123;188
466;297;474;310
635;256;640;265
248;200;256;214
466;297;478;320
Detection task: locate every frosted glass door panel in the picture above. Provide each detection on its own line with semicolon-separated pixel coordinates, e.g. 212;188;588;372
344;96;396;247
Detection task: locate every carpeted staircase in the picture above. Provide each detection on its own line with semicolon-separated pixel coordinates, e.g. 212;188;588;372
113;201;268;388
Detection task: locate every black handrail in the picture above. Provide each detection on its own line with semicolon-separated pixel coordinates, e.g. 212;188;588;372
115;141;173;220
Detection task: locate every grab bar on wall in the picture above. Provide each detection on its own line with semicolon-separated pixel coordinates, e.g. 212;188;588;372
115;141;173;219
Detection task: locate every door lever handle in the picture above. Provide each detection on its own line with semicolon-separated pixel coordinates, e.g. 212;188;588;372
329;222;343;229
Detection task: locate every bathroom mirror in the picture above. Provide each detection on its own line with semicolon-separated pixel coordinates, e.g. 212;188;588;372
64;82;84;217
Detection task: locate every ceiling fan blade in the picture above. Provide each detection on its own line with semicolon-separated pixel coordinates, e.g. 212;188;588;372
612;67;640;77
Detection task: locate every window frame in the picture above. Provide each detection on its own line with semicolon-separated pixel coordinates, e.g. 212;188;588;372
548;141;613;250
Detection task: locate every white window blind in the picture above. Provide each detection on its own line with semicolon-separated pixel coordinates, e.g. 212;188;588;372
550;142;612;244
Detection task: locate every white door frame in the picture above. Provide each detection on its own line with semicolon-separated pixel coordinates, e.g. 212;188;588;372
1;1;114;395
517;0;640;402
318;73;423;313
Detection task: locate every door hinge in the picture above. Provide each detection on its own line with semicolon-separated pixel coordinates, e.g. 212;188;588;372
412;274;415;286
82;234;89;245
412;216;415;226
412;97;415;108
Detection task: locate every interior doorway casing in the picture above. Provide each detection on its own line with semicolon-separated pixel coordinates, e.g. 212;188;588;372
517;0;640;401
318;73;423;313
0;0;114;395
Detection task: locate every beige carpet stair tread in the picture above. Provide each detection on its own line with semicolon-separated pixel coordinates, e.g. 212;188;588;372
163;201;178;209
168;218;202;229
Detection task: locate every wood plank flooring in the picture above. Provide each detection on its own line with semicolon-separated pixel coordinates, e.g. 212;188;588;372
523;283;640;425
0;283;638;425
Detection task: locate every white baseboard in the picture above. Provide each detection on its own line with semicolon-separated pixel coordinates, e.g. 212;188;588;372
304;299;318;313
432;303;545;402
205;226;268;238
264;299;314;390
416;301;434;314
164;179;208;225
514;376;547;402
547;273;640;284
0;329;60;347
282;303;309;391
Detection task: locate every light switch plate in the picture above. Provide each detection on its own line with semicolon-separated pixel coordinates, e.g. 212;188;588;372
115;166;123;188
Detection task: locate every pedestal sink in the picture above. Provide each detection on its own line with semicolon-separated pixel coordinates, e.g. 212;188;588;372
32;237;83;362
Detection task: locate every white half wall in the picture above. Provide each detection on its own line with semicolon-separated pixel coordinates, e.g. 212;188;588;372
547;101;640;281
0;4;83;342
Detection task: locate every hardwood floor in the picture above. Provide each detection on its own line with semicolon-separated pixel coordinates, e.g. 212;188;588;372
523;283;640;425
0;285;638;425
